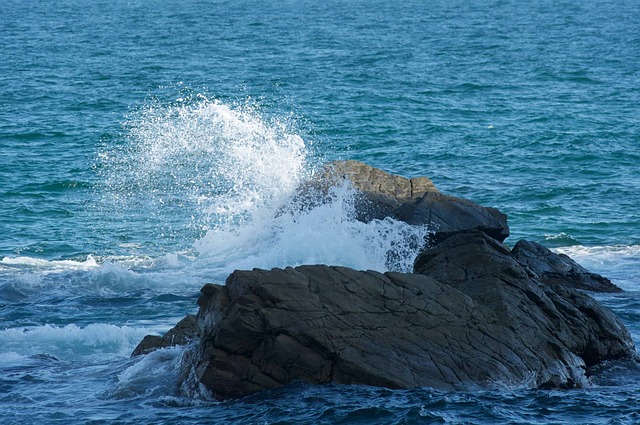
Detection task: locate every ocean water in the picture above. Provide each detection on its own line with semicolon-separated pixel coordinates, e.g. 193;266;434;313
1;0;640;423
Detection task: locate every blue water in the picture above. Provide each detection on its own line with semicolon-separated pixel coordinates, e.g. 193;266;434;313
1;0;640;423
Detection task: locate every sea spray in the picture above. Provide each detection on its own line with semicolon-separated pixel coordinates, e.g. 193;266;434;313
98;94;431;274
194;180;431;273
96;94;309;254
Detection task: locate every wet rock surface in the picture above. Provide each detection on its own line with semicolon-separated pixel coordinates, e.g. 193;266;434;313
511;239;622;292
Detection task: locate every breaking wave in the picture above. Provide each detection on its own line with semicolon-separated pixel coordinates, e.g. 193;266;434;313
0;324;155;360
98;94;430;275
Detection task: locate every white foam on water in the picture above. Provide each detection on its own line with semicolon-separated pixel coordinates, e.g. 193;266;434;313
0;255;100;273
0;323;159;360
106;344;213;404
109;346;185;398
554;244;640;259
544;232;580;244
0;255;205;301
0;352;30;365
194;181;430;274
553;245;640;291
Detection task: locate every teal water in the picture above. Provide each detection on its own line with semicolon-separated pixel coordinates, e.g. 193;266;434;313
1;0;640;423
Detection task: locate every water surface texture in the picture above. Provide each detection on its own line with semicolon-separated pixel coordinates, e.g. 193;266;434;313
1;0;639;423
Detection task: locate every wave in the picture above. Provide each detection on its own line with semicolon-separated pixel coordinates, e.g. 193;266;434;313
0;323;163;360
555;244;640;259
194;181;430;274
94;94;431;276
0;252;199;276
108;345;188;400
0;255;207;304
544;232;581;245
0;255;100;272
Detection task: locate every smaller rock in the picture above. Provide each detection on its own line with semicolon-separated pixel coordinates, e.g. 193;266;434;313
298;160;509;242
511;240;622;293
131;314;198;357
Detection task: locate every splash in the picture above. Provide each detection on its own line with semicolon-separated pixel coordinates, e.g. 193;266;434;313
97;94;308;247
99;93;430;274
195;181;431;274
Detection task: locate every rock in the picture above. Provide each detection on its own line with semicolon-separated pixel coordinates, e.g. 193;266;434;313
190;232;634;398
317;160;437;209
302;160;509;242
414;231;633;370
399;190;509;243
511;240;622;293
132;314;198;357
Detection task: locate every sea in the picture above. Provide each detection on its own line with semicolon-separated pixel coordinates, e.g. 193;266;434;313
1;0;639;423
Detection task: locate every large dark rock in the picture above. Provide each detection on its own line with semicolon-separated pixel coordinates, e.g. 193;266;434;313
191;232;634;398
511;239;622;293
300;160;509;242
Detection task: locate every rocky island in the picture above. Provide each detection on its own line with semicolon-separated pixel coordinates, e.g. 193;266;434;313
133;161;635;398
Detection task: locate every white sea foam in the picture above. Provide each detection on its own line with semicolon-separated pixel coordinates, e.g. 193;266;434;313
0;255;203;301
0;352;29;365
554;244;640;259
194;181;430;274
111;346;186;398
0;324;158;360
544;232;580;244
0;255;100;273
553;245;640;291
106;344;213;403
